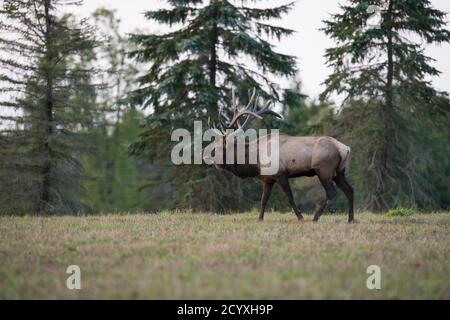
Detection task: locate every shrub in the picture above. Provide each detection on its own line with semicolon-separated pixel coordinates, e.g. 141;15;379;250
386;208;415;217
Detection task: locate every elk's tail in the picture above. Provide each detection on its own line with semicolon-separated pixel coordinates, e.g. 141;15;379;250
334;140;351;173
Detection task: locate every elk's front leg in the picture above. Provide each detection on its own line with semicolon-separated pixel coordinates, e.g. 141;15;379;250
259;182;274;221
278;175;303;220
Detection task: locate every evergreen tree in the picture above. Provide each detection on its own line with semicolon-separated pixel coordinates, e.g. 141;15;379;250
321;0;450;211
128;0;299;212
91;8;138;123
81;8;155;213
82;108;152;212
0;0;98;215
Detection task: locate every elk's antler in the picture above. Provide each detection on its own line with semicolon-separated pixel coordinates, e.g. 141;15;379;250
208;116;224;134
229;87;254;129
228;88;282;130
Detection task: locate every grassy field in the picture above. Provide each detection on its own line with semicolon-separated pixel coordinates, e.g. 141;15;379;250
0;211;449;299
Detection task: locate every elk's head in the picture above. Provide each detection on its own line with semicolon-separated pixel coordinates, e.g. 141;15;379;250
203;88;282;169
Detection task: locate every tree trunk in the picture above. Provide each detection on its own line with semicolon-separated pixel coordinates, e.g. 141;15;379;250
38;0;54;215
208;0;218;118
372;0;394;213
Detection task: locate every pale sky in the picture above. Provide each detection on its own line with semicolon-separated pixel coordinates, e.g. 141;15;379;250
74;0;450;100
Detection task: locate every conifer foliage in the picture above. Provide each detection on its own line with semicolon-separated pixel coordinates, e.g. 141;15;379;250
129;0;297;125
322;0;450;211
128;0;298;211
0;0;98;214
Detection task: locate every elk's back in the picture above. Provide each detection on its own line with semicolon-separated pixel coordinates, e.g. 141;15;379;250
257;134;349;177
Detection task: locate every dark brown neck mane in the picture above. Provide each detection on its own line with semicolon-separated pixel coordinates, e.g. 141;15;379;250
223;141;259;179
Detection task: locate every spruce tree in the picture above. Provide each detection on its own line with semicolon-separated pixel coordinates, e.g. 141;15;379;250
128;0;298;212
0;0;98;215
321;0;450;211
81;8;154;213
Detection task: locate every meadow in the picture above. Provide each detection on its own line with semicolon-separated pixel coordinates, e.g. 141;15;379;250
0;212;449;299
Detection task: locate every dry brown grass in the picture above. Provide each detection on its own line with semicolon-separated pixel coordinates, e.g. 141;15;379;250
0;212;449;299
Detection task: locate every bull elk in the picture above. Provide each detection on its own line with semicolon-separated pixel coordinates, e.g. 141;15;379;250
204;88;354;223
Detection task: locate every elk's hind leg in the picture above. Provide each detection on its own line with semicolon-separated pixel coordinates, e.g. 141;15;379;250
278;175;303;221
333;172;354;223
313;175;337;222
259;181;274;221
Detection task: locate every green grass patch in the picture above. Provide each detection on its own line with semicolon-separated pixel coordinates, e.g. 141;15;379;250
386;208;415;217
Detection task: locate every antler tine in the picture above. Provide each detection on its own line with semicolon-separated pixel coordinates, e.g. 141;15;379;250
227;88;283;130
228;88;261;129
220;107;230;122
258;100;273;113
255;95;263;111
227;87;255;129
229;110;263;129
258;100;282;119
231;87;239;118
232;87;236;109
239;96;282;131
240;100;264;130
230;89;257;129
240;113;255;130
228;88;258;129
229;87;244;128
245;88;256;110
217;108;227;133
215;121;225;134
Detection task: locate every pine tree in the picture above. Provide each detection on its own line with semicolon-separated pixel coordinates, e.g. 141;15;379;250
128;0;298;212
321;0;450;211
80;8;156;213
0;0;98;215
